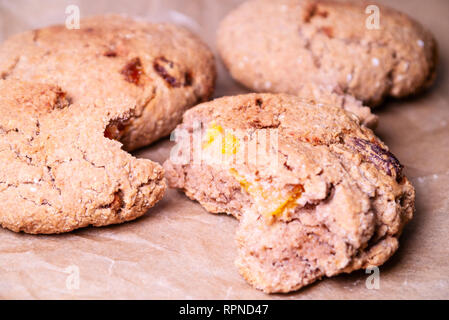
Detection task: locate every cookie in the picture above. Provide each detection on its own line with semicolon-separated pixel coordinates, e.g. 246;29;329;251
0;15;216;234
163;93;415;293
0;14;216;151
0;80;166;234
217;0;438;106
293;83;378;128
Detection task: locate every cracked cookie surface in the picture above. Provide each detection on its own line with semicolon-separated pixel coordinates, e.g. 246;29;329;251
217;0;437;106
0;14;216;151
164;93;415;293
0;15;216;234
0;80;166;234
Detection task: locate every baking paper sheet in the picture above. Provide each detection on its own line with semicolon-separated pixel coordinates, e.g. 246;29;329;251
0;0;448;299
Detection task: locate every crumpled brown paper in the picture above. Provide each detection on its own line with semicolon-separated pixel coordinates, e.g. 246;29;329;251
0;0;448;299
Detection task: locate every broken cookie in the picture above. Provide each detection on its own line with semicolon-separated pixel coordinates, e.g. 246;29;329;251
164;93;415;293
0;15;216;234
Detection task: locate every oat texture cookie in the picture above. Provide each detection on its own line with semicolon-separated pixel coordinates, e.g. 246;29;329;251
217;0;438;106
0;14;216;151
0;80;165;234
290;83;378;128
0;15;216;234
164;93;415;293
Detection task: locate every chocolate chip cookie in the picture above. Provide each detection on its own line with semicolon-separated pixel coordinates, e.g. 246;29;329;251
164;93;415;293
217;0;437;106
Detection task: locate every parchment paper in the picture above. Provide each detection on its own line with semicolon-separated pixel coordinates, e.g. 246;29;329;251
0;0;448;299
